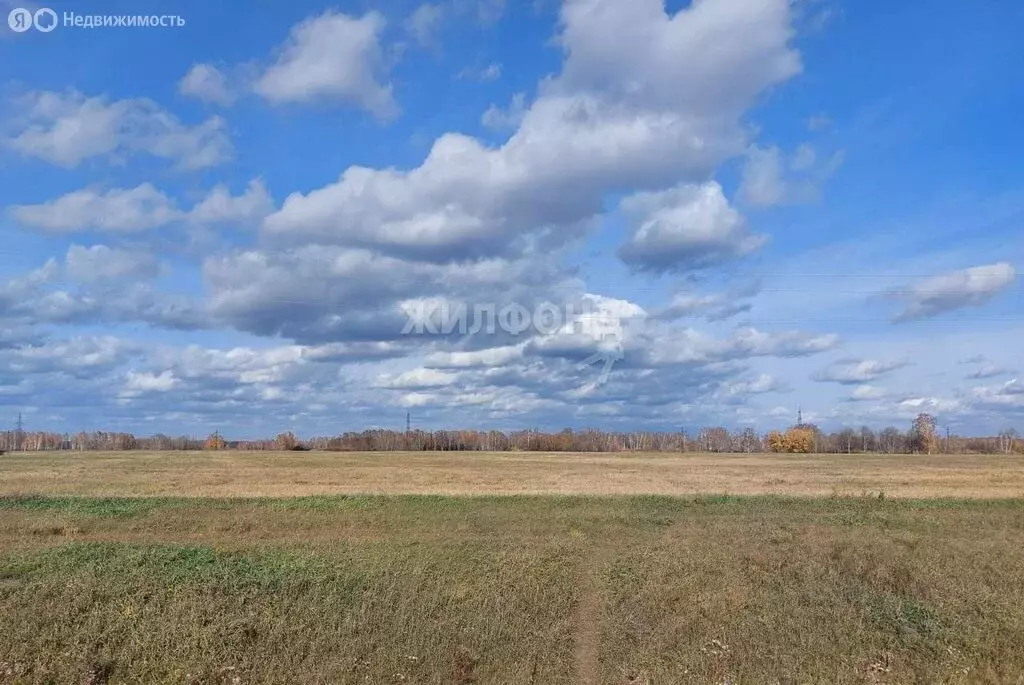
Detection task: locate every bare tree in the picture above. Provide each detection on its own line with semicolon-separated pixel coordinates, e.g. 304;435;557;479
998;429;1019;454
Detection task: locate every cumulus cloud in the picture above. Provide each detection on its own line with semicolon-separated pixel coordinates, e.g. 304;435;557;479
262;0;799;263
11;180;275;233
3;0;891;433
255;10;397;118
10;184;180;233
64;245;159;283
1;336;139;379
891;262;1017;322
5;90;232;169
0;253;205;331
178;63;236;106
618;182;766;274
189;179;274;225
121;370;179;397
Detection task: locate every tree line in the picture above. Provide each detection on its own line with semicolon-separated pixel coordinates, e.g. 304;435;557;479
1;414;1021;454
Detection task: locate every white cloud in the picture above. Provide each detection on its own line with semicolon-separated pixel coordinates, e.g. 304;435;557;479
850;384;888;401
425;345;524;368
3;336;138;377
896;396;963;413
65;245;158;283
481;92;526;130
813;358;909;385
972;379;1024;410
655;285;757;322
382;368;459;389
719;373;785;396
452;0;506;26
739;144;843;207
405;3;446;48
12;180;275;233
739;145;786;206
6;90;232;169
556;0;799;114
178;63;236;106
263;0;799;262
618;182;766;273
892;262;1018;322
10;184;180;232
189;179;274;225
255;10;397;118
791;143;816;171
480;63;502;80
122;370;178;394
6;0;916;434
456;62;503;82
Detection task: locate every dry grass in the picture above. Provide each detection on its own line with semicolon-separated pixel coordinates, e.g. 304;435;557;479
3;452;1024;682
1;495;1024;683
2;450;1024;498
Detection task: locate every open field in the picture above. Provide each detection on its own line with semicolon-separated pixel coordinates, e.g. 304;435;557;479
2;494;1024;683
3;453;1024;682
3;450;1024;498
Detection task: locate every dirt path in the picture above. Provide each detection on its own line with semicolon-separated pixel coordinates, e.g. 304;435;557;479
574;545;612;684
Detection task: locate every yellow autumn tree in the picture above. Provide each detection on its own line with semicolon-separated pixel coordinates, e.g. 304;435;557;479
784;427;815;453
768;427;816;453
204;431;226;450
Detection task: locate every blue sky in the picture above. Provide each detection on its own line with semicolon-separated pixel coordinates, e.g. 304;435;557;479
0;0;1021;438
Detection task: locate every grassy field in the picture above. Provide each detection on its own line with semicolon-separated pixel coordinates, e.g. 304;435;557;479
3;450;1024;498
2;452;1024;683
2;494;1024;683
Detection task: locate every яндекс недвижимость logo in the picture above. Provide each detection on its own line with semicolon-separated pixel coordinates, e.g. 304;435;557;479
8;7;57;32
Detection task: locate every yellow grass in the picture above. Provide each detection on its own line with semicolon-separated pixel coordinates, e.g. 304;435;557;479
3;449;1024;498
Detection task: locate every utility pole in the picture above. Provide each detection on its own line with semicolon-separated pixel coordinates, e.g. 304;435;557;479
946;425;951;455
14;413;23;452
